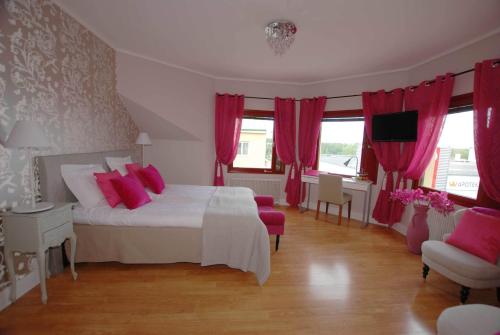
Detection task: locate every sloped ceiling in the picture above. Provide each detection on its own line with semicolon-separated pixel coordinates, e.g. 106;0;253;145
56;0;500;83
120;94;199;141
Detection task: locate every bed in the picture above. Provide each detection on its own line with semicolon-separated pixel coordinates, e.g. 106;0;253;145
37;150;270;285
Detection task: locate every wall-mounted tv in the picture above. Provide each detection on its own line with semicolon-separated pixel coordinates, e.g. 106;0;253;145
372;111;418;142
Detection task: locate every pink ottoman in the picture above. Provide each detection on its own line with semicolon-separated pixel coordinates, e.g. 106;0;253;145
255;195;285;251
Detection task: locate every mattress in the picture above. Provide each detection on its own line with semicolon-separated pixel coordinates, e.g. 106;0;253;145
72;184;216;228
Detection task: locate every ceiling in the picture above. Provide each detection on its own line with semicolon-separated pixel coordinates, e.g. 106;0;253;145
56;0;500;84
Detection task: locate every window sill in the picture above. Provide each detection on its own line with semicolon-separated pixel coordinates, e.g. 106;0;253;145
228;167;285;175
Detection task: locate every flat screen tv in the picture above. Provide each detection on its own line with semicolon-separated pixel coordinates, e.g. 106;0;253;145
372;110;418;142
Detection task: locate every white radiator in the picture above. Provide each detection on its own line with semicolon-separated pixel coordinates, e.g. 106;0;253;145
427;208;456;241
228;177;283;203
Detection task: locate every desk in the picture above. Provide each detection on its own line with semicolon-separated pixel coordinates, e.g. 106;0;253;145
301;171;373;226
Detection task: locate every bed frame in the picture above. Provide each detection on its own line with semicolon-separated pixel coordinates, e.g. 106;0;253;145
36;149;202;264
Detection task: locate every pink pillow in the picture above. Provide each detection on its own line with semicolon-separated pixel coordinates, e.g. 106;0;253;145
110;174;151;210
139;164;165;194
94;170;122;207
446;209;500;264
125;163;148;186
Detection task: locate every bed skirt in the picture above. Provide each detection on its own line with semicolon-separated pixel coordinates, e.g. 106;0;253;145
67;224;202;264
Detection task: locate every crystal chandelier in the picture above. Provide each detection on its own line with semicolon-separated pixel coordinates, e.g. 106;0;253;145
265;21;297;56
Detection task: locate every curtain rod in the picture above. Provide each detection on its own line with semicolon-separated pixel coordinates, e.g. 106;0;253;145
217;61;498;101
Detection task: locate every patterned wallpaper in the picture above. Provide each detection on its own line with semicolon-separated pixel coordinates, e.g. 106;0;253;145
0;0;139;209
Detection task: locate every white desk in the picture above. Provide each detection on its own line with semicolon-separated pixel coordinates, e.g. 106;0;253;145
301;173;373;226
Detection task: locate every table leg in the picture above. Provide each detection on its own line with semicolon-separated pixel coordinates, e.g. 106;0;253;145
300;182;312;213
36;249;47;304
362;188;368;226
364;184;373;228
69;233;78;280
5;247;16;302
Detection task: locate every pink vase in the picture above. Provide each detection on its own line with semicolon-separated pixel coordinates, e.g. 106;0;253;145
406;205;429;255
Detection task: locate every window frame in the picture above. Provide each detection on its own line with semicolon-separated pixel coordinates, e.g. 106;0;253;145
228;110;285;175
314;109;379;183
415;92;499;208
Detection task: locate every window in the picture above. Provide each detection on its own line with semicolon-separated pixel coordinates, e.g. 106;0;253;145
238;142;249;155
315;109;378;183
318;115;365;176
421;108;479;199
229;110;284;174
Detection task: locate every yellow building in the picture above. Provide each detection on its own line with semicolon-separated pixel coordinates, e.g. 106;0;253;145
233;129;268;168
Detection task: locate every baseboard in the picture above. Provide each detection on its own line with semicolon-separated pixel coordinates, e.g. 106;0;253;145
0;261;39;311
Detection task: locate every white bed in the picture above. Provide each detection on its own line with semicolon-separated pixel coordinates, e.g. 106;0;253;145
37;151;271;285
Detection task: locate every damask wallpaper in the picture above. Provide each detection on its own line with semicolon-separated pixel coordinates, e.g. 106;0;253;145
0;0;139;209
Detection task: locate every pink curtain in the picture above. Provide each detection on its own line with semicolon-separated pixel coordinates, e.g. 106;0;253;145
362;89;404;225
298;96;326;201
213;93;244;186
404;74;454;180
473;59;500;202
275;97;301;207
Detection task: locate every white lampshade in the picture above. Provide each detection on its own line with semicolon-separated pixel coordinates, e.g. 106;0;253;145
135;132;152;145
6;120;50;149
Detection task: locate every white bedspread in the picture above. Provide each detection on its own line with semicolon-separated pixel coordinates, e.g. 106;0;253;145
201;187;271;285
72;184;216;228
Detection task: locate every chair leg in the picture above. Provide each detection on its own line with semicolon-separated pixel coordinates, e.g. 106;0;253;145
422;263;430;280
338;205;343;225
275;235;280;251
460;286;470;304
347;200;352;222
315;201;320;220
325;202;329;216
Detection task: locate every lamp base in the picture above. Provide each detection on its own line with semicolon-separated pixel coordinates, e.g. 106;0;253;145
12;202;55;214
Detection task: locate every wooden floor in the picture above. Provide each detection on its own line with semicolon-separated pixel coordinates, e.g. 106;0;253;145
0;207;498;335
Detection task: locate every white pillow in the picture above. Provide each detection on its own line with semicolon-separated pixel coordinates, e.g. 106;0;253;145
61;164;106;208
105;156;132;175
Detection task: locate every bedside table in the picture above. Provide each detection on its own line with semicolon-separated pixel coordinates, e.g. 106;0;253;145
3;203;78;304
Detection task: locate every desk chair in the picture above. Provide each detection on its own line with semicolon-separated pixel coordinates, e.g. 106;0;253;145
315;174;352;225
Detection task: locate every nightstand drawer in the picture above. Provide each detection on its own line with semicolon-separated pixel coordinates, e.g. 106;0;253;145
39;208;72;232
43;222;73;247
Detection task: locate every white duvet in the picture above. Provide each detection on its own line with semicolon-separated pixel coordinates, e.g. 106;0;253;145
72;184;216;228
72;184;271;285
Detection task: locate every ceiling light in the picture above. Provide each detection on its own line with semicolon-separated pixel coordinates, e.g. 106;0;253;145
264;21;297;56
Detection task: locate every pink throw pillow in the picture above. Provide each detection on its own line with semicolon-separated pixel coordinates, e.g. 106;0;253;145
446;209;500;264
139;164;165;194
94;170;122;207
110;174;151;210
125;163;148;186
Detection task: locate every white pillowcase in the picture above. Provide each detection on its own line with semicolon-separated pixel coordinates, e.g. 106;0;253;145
105;156;132;175
61;164;106;208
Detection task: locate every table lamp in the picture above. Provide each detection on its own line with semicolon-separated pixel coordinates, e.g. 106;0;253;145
135;132;152;166
6;120;54;213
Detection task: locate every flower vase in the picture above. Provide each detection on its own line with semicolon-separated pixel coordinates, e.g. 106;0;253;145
406;204;429;255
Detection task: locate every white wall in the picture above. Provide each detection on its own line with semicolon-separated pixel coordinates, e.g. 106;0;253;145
117;52;215;186
116;32;500;232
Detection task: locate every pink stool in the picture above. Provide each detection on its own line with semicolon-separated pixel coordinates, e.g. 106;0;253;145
255;195;285;251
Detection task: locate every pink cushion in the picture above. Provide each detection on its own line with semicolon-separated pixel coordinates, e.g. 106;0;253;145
125;163;148;186
259;210;285;226
94;170;122;208
110;174;151;210
446;209;500;264
139;164;165;194
254;195;274;208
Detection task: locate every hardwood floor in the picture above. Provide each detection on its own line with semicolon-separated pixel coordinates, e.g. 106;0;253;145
0;207;498;334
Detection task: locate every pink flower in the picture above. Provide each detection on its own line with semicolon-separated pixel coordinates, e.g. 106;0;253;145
390;188;455;216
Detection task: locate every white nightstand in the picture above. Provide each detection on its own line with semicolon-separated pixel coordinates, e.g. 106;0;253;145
2;203;77;304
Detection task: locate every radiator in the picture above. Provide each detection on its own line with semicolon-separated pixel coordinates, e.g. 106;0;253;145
228;177;283;202
427;208;456;241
